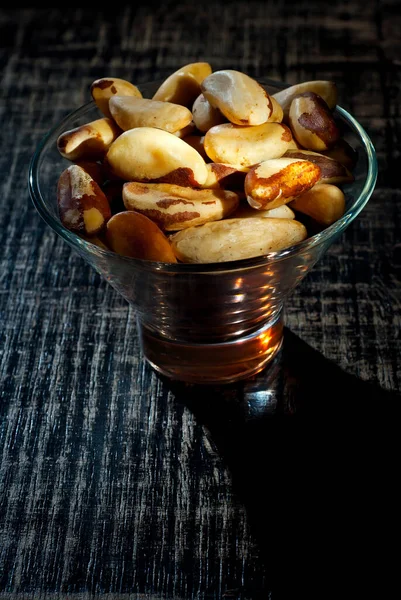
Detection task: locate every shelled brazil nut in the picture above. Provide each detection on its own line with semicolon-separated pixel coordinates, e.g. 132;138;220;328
56;64;356;263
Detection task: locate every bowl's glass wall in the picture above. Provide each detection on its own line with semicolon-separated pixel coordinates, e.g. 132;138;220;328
29;79;377;343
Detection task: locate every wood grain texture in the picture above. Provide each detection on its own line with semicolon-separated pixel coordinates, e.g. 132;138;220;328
1;1;400;598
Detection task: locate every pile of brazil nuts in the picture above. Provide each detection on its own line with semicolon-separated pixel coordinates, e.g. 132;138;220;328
56;63;357;264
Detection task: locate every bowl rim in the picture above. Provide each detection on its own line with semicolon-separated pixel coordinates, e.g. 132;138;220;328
28;77;378;273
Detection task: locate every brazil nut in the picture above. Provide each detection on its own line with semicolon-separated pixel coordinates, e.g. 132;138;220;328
90;77;143;119
106;211;177;262
105;127;208;186
284;149;354;184
201;69;274;126
109;96;193;133
122;181;239;231
170;217;307;263
152;62;212;107
289;92;340;151
203;122;293;167
245;157;321;210
192;93;227;132
272;80;338;120
289;183;346;225
57;164;111;235
57;118;122;162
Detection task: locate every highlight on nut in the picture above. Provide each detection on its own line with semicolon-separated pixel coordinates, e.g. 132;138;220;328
54;64;356;263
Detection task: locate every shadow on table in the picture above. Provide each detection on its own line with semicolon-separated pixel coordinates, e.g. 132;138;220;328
163;327;401;599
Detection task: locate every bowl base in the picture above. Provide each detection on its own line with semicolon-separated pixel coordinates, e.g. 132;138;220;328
137;313;284;385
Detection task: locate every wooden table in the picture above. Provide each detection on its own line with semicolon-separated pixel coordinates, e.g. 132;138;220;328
1;2;400;598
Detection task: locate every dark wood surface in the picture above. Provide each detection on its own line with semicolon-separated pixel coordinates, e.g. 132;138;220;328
1;2;400;598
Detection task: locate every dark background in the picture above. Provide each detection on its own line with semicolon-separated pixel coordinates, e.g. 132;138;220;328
1;2;400;599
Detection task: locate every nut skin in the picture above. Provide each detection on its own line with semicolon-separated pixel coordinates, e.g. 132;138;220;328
283;149;354;184
90;77;142;119
203;122;293;167
105;211;177;262
152;62;213;107
57;164;111;235
201;69;273;126
289;92;340;151
272;80;338;121
170;217;307;263
289;183;346;225
122;182;239;231
57;118;122;162
245;158;322;210
192;93;227;132
105;127;208;186
108;96;193;134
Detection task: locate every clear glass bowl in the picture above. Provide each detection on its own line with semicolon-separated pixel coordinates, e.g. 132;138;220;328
28;78;377;384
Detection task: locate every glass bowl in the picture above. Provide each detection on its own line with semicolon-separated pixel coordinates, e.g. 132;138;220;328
28;78;377;384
